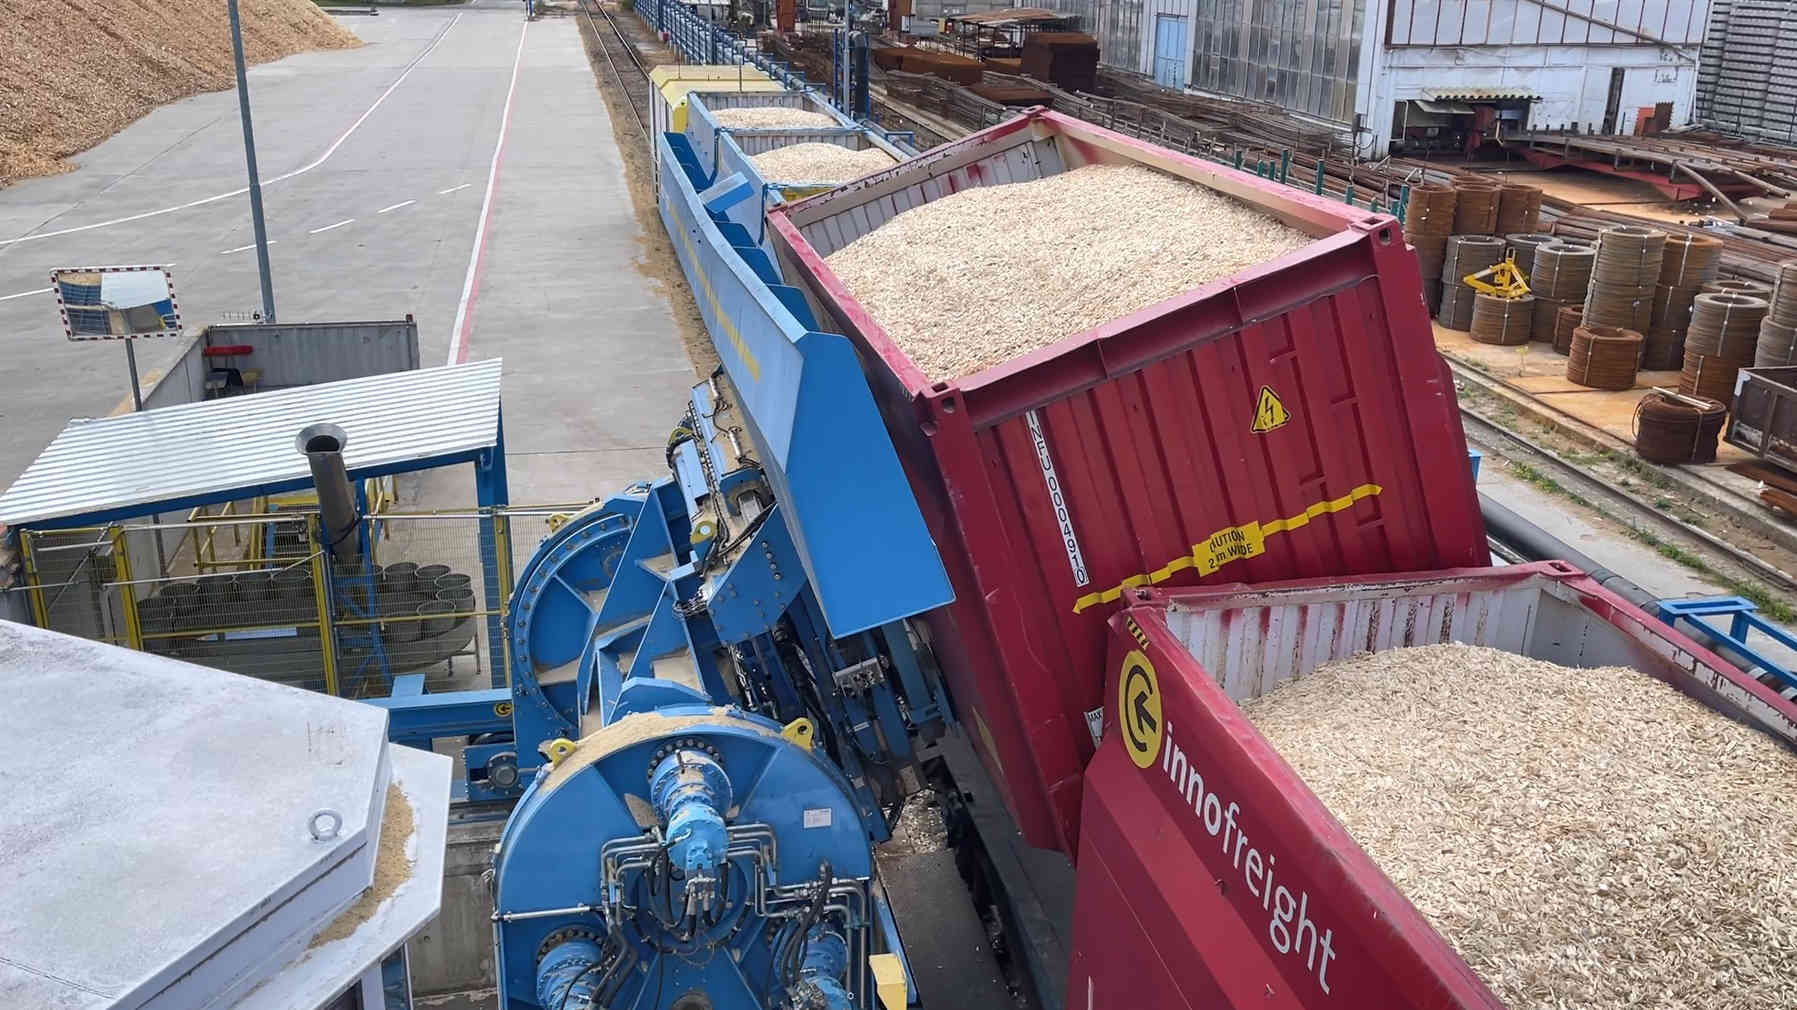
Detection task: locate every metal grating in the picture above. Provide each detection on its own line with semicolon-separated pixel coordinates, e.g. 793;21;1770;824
0;359;503;527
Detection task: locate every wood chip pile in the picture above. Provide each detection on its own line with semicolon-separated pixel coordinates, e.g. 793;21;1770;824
749;143;895;184
709;107;840;129
823;164;1312;379
0;0;360;186
1241;643;1797;1009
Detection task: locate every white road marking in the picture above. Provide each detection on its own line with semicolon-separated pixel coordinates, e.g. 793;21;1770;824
0;287;51;302
438;183;473;195
309;218;355;234
448;19;529;365
220;240;277;254
0;13;463;248
377;200;416;215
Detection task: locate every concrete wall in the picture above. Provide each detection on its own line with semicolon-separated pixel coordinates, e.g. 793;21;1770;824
410;820;503;998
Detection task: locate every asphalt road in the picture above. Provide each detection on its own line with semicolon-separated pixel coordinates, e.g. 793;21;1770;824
0;0;692;504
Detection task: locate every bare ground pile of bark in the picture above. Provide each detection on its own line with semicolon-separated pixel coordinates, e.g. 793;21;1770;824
0;0;361;186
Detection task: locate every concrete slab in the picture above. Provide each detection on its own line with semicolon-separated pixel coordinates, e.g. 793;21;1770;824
0;621;393;1009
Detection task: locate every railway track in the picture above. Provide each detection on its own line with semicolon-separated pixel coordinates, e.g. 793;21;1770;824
1458;402;1797;595
579;0;652;142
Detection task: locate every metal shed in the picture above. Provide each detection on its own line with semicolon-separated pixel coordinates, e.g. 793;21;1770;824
0;360;512;697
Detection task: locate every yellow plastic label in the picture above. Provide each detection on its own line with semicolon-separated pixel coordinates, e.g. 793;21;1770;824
1251;385;1291;433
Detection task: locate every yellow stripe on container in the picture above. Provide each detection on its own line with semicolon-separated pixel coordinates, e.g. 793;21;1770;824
1071;483;1383;613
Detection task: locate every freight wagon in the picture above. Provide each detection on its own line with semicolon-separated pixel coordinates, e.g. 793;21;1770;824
766;109;1490;854
1074;563;1797;1008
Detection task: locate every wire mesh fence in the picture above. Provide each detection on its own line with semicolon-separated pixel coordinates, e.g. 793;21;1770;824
13;506;562;700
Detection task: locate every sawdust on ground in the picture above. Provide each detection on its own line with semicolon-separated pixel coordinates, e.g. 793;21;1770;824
309;781;415;947
1243;643;1797;1009
575;1;716;378
0;0;360;186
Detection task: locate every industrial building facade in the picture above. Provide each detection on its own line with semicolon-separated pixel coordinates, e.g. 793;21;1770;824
1037;0;1708;153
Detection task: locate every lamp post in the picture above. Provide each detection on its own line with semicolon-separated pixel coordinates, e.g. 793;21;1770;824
227;0;278;323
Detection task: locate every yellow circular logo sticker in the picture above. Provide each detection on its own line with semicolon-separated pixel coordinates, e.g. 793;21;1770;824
1118;649;1162;769
494;701;514;718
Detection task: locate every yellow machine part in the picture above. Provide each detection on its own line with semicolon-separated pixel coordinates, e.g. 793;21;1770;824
1463;252;1531;298
650;67;783;132
869;953;908;1010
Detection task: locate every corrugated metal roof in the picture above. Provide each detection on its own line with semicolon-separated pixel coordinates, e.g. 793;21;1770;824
0;359;503;527
1425;87;1538;101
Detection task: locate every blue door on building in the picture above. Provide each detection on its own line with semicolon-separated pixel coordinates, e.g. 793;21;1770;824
1153;14;1188;89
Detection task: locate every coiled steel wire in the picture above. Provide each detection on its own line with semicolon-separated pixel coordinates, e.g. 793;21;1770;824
1470;294;1534;345
1634;390;1728;464
1567;324;1644;390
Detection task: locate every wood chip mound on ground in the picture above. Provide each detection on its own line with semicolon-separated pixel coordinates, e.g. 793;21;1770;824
0;0;361;187
710;107;841;129
1241;642;1797;1009
749;143;895;184
824;163;1313;379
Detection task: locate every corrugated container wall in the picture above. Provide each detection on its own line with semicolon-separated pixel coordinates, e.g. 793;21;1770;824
767;112;1489;854
1695;0;1797;142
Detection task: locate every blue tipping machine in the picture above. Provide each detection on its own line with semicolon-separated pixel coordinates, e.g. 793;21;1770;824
370;87;950;1009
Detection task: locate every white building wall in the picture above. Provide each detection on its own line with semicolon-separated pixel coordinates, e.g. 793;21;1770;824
1361;44;1697;152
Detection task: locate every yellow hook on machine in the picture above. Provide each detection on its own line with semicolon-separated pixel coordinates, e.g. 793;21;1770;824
781;718;816;751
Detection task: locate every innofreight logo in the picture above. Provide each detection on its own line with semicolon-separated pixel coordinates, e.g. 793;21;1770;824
1127;645;1340;995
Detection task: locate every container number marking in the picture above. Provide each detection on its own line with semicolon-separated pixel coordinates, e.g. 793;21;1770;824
1251;385;1291;434
1027;409;1090;587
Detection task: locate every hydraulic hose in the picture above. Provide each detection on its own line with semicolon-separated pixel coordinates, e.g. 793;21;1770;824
1477;493;1656;608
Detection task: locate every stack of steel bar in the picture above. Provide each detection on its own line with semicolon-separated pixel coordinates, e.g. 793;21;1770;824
1470;292;1535;345
1438;235;1505;330
1567;323;1646;390
1553;304;1585;354
1645;234;1725;369
1404;184;1457;312
1682;291;1769;403
1584;226;1666;333
1453;179;1501;234
1760;260;1797;366
1495;183;1543;234
1530;239;1598;338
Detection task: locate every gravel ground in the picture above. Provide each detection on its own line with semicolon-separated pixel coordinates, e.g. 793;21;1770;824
1242;643;1797;1009
823;163;1313;379
0;0;360;186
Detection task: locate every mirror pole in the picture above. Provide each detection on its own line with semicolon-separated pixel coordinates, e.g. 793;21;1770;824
227;0;277;324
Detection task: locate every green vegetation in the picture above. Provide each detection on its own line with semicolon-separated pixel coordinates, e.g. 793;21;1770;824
1509;461;1591;510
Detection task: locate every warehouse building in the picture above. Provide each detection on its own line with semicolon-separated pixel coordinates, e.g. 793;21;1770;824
1038;0;1707;154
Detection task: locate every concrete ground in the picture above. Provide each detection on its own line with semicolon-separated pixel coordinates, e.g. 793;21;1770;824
0;0;690;506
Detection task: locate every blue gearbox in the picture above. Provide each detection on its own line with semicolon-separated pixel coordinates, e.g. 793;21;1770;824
492;692;877;1010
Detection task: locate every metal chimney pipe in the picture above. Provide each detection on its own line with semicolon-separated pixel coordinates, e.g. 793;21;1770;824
296;423;360;563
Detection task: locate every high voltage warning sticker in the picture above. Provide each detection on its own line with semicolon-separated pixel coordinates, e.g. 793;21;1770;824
1251;385;1291;433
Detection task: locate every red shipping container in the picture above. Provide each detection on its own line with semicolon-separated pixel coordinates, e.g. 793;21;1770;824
767;110;1490;854
1074;564;1797;1007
